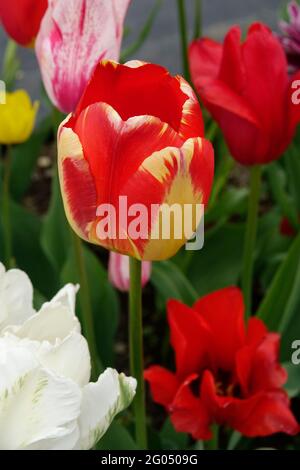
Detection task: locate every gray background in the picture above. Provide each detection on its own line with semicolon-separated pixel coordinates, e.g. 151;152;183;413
0;0;284;103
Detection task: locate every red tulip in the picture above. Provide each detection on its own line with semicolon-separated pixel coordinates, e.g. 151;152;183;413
58;60;214;261
0;0;48;46
189;23;300;165
145;287;299;439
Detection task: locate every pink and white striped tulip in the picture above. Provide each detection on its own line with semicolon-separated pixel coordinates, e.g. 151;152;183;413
35;0;131;114
108;252;152;292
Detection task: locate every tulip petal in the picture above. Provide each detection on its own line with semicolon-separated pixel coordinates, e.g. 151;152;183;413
242;23;289;153
132;137;214;260
74;60;192;133
77;368;136;450
4;297;80;342
193;287;246;371
176;75;204;139
189;37;223;86
38;333;91;388
144;366;179;407
0;90;38;145
0;338;81;450
167;299;212;380
237;333;287;396
0;263;35;330
36;0;131;113
201;370;299;437
170;376;212;440
58;122;98;241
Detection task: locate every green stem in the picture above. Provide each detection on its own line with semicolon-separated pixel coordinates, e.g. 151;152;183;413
2;147;13;268
2;40;19;90
71;230;101;380
194;0;202;39
129;257;147;449
242;165;263;318
177;0;191;82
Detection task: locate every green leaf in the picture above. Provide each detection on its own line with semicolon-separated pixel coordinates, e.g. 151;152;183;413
257;231;300;333
206;187;248;225
41;167;70;273
61;246;119;366
186;223;244;296
0;199;58;297
266;162;299;231
160;418;188;450
10;116;52;201
284;361;300;398
151;260;198;307
121;0;163;61
96;421;137;450
1;40;20;90
284;145;300;212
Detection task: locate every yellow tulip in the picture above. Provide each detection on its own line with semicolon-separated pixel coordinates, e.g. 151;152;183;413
0;90;38;144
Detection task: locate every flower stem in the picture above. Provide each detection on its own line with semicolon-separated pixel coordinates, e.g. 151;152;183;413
2;147;13;268
242;165;263;318
71;230;101;380
177;0;191;82
129;257;147;449
194;0;202;39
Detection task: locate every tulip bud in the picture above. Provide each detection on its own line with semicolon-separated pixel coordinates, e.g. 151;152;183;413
0;90;38;144
108;252;152;292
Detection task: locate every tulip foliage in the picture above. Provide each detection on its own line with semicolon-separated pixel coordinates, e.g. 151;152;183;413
1;0;300;453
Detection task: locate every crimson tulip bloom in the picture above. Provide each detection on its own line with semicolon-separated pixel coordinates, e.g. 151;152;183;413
0;0;48;46
36;0;131;114
58;60;214;261
145;287;299;439
189;23;300;165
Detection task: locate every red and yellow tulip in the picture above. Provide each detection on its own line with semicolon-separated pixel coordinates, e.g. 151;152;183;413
57;60;214;261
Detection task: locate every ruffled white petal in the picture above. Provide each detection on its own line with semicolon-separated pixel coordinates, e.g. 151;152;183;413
0;262;34;331
0;338;81;450
77;368;136;450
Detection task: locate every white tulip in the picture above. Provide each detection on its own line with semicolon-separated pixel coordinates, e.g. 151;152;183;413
0;263;136;450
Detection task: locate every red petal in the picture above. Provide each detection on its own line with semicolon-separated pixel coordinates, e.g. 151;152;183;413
170;376;212;440
218;26;245;93
193;287;246;371
247;317;268;345
201;371;299;437
58;123;97;241
167;299;212;380
247;334;287;393
73;102;182;206
242;23;289;158
189;37;223;86
176;75;204;139
73;61;191;134
144;366;179;408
